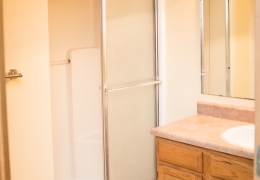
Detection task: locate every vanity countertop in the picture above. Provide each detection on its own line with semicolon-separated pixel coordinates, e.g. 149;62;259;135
151;115;254;159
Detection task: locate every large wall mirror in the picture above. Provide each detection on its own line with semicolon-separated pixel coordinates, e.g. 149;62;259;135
201;0;255;99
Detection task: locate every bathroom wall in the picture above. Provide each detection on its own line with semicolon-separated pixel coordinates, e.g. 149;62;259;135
200;0;255;108
3;0;54;179
48;0;100;61
159;0;201;124
48;0;101;179
159;0;254;125
230;0;255;99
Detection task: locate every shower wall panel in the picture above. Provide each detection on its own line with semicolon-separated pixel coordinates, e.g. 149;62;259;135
50;49;103;180
49;1;102;179
71;49;103;180
50;65;73;180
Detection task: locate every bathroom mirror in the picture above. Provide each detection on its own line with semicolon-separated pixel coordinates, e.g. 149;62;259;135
201;0;255;99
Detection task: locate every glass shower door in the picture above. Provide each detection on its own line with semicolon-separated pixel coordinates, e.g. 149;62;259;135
101;0;159;179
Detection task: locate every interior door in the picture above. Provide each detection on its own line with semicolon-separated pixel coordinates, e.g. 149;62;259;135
102;0;159;179
1;0;55;180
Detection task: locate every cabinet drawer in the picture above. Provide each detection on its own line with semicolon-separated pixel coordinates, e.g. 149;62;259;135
158;139;203;173
157;165;202;180
210;155;253;180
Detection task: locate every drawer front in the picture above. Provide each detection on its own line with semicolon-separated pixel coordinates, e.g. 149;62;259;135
158;165;202;180
158;140;203;173
210;155;253;180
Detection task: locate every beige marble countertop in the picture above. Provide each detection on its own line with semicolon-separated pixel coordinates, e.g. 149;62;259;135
151;115;254;159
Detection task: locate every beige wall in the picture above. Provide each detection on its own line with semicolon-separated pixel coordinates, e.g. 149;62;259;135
230;0;255;99
200;94;254;108
160;0;201;124
48;0;101;62
160;0;255;125
3;0;54;179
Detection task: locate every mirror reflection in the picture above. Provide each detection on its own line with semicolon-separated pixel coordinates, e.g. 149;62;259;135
201;0;255;99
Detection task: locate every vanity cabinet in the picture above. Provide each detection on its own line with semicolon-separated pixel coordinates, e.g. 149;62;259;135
156;137;253;180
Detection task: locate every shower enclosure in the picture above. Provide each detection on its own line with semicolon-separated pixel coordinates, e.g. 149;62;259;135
0;0;159;179
50;0;160;180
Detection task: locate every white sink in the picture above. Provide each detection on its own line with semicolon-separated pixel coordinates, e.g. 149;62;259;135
221;125;255;150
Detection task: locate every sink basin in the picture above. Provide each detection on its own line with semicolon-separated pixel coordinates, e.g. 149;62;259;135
221;125;255;150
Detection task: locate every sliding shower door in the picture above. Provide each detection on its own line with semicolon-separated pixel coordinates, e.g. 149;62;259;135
101;0;158;180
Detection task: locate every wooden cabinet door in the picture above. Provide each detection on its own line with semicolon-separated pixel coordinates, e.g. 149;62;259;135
157;165;202;180
203;154;253;180
157;138;203;173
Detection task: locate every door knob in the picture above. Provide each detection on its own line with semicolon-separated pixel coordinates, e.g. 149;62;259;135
5;69;23;80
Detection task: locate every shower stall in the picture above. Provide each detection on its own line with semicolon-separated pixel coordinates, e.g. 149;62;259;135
49;0;160;180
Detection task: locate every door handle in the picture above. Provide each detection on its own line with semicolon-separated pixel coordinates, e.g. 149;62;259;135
5;69;23;80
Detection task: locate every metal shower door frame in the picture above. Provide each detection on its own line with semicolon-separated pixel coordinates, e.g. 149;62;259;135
100;0;160;179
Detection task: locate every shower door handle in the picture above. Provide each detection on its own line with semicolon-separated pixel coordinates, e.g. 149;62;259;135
5;69;23;80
